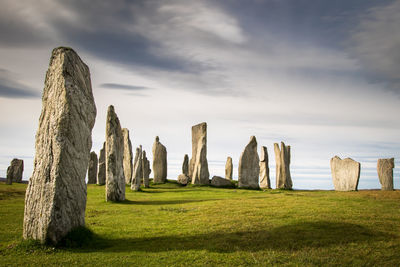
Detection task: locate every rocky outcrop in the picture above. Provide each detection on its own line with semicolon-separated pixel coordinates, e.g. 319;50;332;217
190;123;209;185
225;157;233;180
142;150;151;188
6;158;23;183
131;146;142;191
23;47;96;244
152;136;167;183
122;128;133;184
105;105;125;201
97;142;106;185
330;156;360;191
177;174;190;185
377;158;395;191
211;176;234;188
274;142;292;189
87;152;98;184
182;154;189;176
238;136;260;189
259;146;271;189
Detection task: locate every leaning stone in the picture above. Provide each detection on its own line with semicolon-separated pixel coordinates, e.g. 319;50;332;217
190;123;209;184
131;146;143;191
225;157;233;180
23;47;96;245
87;152;98;184
177;174;190;186
122;128;133;184
6;158;23;183
259;146;271;189
274;142;292;189
182;154;189;176
142;150;151;188
211;176;234;188
330;156;360;191
152;136;167;183
97;142;106;185
105;105;125;201
238;136;260;189
377;158;394;191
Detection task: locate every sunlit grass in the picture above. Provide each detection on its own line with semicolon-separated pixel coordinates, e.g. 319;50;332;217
0;181;399;266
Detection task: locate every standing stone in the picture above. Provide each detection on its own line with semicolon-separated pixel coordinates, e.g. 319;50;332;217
225;157;233;180
377;158;394;191
122;128;133;184
87;152;98;184
6;159;24;183
330;156;360;191
152;136;167;183
131;146;143;191
23;47;96;244
97;142;106;185
182;154;189;176
190;122;209;185
238;136;260;189
142;150;151;188
274;142;292;189
259;146;271;189
105;105;125;201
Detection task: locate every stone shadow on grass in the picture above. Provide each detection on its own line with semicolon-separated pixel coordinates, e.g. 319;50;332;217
75;221;394;253
119;198;222;205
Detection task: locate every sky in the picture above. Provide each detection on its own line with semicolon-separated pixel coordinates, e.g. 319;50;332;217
0;0;399;189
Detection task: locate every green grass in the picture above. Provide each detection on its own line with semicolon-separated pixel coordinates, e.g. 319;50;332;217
0;181;399;266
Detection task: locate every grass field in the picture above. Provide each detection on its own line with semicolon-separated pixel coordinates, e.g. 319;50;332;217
0;181;399;266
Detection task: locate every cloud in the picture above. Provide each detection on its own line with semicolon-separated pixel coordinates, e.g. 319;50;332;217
350;0;400;92
99;83;151;91
0;69;39;98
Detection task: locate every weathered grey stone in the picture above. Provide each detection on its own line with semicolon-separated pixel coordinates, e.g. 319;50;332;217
6;158;23;183
274;142;292;189
23;47;96;244
152;136;167;183
177;174;190;185
225;157;233;180
131;146;142;191
377;158;394;191
190;123;209;185
259;146;271;189
97;142;106;185
87;152;98;184
330;156;360;191
182;154;189;176
122;128;133;184
142;150;151;188
211;176;234;188
105;105;125;201
238;136;260;189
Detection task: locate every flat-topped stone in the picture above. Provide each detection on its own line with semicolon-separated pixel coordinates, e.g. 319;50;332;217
377;158;394;191
211;176;234;188
330;156;360;191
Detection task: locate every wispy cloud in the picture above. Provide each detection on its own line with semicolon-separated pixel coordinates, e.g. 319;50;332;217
99;83;151;91
0;69;39;98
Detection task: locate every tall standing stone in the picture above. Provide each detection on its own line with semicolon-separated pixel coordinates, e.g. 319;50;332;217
6;159;24;183
330;156;360;191
377;158;394;191
142;150;151;188
131;146;143;191
87;152;98;184
122;128;133;184
274;142;292;189
238;136;260;189
152;136;167;183
225;157;233;180
23;47;96;244
190;122;209;185
105;105;125;201
182;154;189;176
97;142;106;185
259;146;271;189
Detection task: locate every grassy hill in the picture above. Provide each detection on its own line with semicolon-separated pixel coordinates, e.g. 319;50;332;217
1;181;399;266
